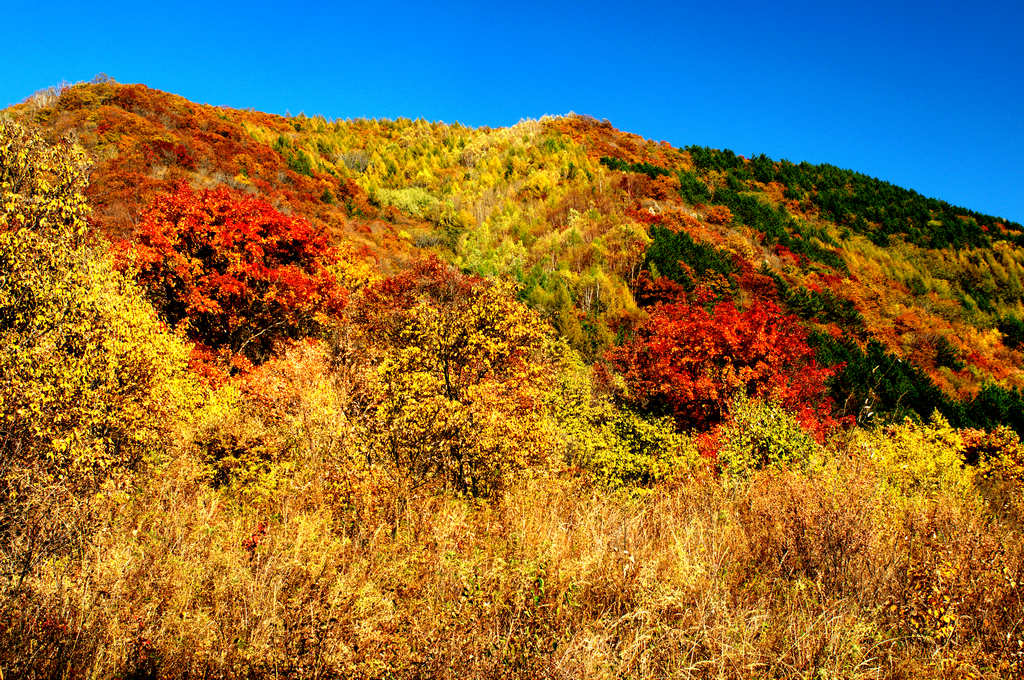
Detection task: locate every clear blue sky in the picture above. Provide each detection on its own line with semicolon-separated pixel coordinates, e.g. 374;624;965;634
4;0;1023;222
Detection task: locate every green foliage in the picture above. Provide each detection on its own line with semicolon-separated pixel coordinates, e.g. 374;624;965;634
717;396;825;479
712;186;846;270
288;150;313;176
961;383;1024;434
676;168;711;204
644;225;735;291
600;155;671;179
907;275;928;296
998;314;1024;349
769;270;865;330
591;410;697;488
688;146;1018;250
273;134;314;176
810;334;953;424
813;333;1024;435
934;335;965;370
686;146;745;172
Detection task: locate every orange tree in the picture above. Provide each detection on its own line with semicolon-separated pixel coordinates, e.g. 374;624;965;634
607;294;841;438
128;182;345;365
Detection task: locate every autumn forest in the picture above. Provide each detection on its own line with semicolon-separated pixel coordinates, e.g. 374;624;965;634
2;80;1023;679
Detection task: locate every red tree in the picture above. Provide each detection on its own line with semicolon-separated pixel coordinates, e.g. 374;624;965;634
129;183;345;364
607;296;840;437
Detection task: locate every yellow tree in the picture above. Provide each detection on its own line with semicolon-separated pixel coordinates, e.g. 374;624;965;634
1;118;194;498
352;258;552;496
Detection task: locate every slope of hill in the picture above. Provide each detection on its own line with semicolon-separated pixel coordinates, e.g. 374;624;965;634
3;81;1024;679
11;81;1024;413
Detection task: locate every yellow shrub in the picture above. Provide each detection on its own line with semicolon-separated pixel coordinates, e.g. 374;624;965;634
547;349;698;490
589;410;698;489
0;118;90;241
717;395;826;480
963;425;1024;517
854;413;972;500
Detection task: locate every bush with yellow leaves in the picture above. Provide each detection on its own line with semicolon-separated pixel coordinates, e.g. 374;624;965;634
716;394;826;480
547;349;699;490
352;259;555;498
0;119;196;654
853;413;972;501
190;340;362;505
963;425;1024;518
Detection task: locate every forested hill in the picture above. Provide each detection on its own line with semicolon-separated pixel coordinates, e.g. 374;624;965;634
9;80;1024;430
7;79;1024;679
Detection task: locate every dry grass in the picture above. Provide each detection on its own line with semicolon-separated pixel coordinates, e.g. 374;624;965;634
3;441;1022;679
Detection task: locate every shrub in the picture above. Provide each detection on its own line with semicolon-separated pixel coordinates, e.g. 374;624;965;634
735;468;874;589
0;119;90;240
352;258;554;496
717;395;826;479
190;339;359;501
1;120;195;490
0;121;195;637
371;186;439;219
704;204;733;225
589;410;698;488
546;349;700;490
129;183;345;365
855;414;971;500
607;296;839;433
962;425;1024;517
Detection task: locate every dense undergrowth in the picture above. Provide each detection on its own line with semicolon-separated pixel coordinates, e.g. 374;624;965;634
3;84;1024;678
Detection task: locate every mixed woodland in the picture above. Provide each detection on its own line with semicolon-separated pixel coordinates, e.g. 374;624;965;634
2;79;1023;678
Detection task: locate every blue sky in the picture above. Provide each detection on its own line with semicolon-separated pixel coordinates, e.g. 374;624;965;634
4;1;1023;222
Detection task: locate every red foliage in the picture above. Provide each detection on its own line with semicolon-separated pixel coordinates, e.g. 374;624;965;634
242;521;268;557
735;261;781;301
625;207;665;226
774;244;808;266
128;183;345;364
632;271;688;307
607;297;839;432
356;256;480;314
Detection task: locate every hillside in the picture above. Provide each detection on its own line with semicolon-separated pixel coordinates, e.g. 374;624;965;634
11;81;1024;416
2;81;1024;678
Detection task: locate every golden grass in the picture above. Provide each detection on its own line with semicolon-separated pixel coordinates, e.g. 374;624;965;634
4;440;1022;679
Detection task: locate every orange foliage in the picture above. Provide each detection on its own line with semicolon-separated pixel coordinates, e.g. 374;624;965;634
704;205;733;225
